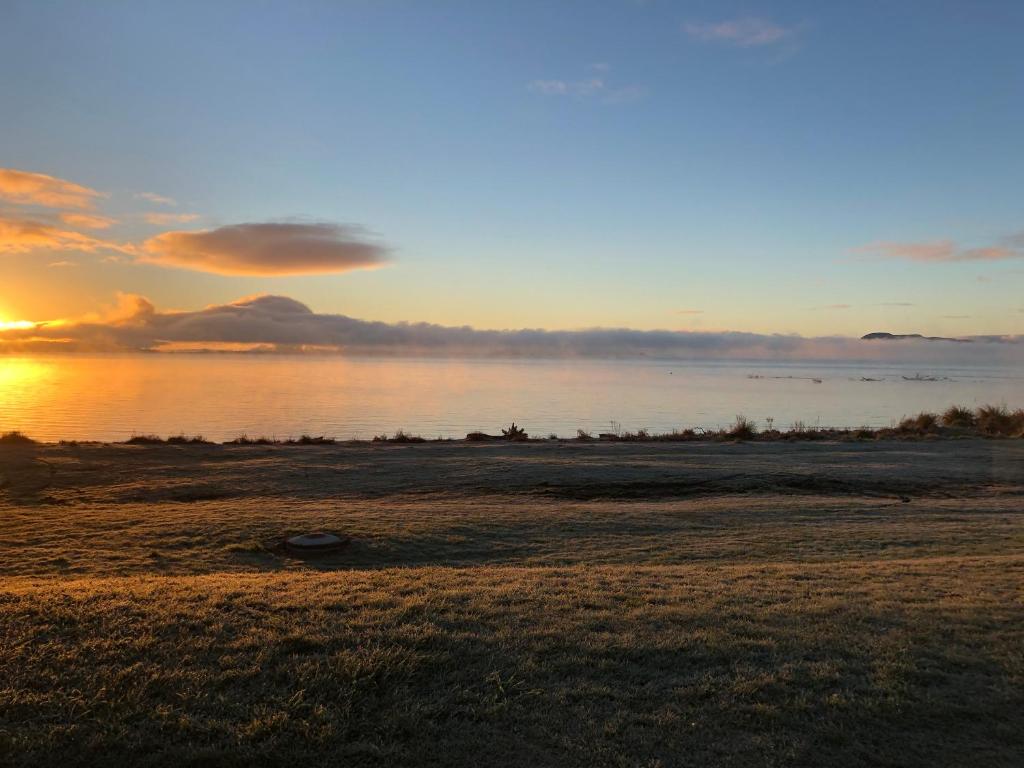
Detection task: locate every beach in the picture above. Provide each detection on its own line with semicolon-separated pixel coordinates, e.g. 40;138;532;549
2;438;1022;765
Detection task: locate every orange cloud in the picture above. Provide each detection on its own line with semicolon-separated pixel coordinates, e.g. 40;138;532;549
0;215;133;255
857;239;1021;262
141;222;388;276
60;212;117;230
143;212;200;225
0;168;105;210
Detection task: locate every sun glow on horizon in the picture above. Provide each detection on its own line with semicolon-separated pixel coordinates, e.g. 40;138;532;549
0;318;37;331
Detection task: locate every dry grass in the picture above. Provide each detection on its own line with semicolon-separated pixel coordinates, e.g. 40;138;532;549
941;405;976;428
1;439;1023;765
2;560;1022;767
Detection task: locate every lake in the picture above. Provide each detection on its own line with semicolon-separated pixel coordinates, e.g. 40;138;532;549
1;354;1021;442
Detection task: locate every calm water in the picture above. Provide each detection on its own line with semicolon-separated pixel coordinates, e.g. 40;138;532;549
1;355;1021;442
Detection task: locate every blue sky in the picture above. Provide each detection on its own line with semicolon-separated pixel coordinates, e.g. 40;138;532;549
2;0;1023;338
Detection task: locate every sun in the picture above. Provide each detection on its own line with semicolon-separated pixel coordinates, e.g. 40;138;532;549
0;319;37;331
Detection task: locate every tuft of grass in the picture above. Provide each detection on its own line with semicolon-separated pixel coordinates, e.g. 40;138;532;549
897;412;939;435
654;428;698;441
727;415;757;440
0;430;35;445
225;435;279;445
375;430;426;443
975;404;1024;437
286;435;337;445
941;405;976;429
575;429;593;441
166;434;212;445
125;434;165;445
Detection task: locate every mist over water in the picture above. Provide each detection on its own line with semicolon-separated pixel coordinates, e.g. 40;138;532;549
2;354;1021;442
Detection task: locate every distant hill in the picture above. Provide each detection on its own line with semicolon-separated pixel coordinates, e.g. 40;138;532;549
862;332;971;343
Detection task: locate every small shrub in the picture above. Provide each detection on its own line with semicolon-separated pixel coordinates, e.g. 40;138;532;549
941;406;976;428
167;434;211;445
390;430;426;443
502;423;528;440
575;429;593;441
728;415;757;440
225;435;278;445
288;435;336;445
0;430;35;445
126;434;164;445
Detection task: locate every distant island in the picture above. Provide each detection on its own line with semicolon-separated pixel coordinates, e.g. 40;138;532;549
861;332;971;343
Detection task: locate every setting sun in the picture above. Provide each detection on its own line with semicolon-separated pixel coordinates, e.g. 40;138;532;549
0;319;36;331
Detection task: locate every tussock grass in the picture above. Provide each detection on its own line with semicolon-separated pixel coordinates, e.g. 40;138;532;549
285;435;336;445
0;430;34;445
897;412;939;434
727;414;758;440
124;434;165;445
166;434;212;445
374;430;426;443
976;404;1024;437
225;434;279;445
941;405;976;428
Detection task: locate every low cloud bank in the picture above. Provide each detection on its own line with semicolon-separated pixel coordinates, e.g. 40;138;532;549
2;294;1021;363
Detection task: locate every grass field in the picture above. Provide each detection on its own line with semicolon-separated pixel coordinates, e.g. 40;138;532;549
1;439;1022;766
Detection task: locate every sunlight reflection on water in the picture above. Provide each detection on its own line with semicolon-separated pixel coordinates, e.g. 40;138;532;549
1;354;1021;441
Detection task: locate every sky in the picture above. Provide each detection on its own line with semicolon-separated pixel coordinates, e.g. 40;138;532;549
1;0;1023;357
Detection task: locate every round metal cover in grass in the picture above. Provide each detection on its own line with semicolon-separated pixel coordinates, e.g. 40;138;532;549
285;532;349;553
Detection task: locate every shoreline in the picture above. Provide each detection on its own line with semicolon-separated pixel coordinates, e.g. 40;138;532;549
4;404;1022;446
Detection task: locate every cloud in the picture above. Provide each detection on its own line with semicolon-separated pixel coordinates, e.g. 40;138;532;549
528;63;646;103
856;239;1023;262
140;221;388;276
3;293;1021;363
529;78;604;96
0;215;133;255
143;212;200;225
825;304;851;310
684;18;795;47
676;309;704;315
875;302;915;307
59;212;117;230
136;191;177;206
0;168;105;210
942;315;971;319
47;260;77;268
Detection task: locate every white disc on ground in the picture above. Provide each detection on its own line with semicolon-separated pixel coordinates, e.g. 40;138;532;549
285;532;348;552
